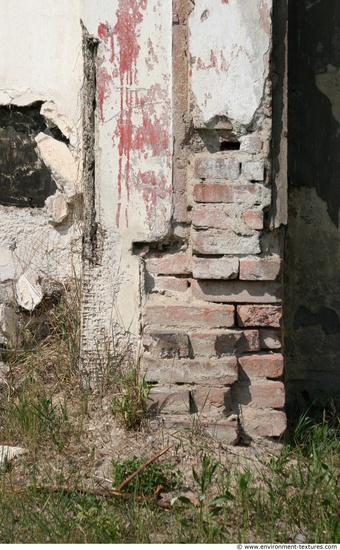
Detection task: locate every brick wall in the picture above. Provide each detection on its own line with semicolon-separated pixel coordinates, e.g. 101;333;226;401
138;0;285;444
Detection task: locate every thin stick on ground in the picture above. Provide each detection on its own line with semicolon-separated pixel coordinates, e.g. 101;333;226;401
117;444;173;491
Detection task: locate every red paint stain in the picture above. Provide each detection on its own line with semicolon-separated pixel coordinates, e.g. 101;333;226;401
259;0;271;35
197;50;221;72
222;0;229;3
97;1;171;230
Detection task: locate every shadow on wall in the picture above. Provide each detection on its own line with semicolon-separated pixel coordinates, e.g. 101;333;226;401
285;0;340;422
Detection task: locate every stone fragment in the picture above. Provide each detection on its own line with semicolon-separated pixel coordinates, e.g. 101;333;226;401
240;135;263;153
0;445;28;467
35;133;81;201
16;273;43;311
192;256;239;279
44;191;69;225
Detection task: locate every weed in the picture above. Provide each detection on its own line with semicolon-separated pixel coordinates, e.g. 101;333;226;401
112;456;182;495
111;364;150;430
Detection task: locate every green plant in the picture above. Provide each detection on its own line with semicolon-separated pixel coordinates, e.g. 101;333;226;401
112;456;182;496
111;365;150;430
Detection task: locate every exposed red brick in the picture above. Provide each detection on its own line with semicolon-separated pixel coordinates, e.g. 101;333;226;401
144;304;235;328
141;356;238;385
194;183;262;204
242;410;286;438
237;305;282;327
189;330;260;357
238;353;284;379
148;276;188;293
241;210;264;230
145;252;190;275
192;256;239;279
148;389;189;415
260;329;281;349
239;256;281;280
194;156;240;180
192;208;230;229
191;387;233;413
143;331;189;358
232;381;285;408
191;279;281;303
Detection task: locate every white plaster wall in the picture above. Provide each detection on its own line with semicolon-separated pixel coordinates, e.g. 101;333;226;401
0;0;83;312
189;0;272;130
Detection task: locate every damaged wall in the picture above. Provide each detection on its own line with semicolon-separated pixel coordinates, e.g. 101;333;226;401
0;0;288;443
0;0;83;333
285;0;340;414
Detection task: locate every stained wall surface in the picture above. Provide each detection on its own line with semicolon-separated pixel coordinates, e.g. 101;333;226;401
0;0;287;443
285;0;340;414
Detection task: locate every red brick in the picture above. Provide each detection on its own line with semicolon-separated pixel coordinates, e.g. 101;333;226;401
193;183;271;207
192;256;239;279
192;230;260;255
141;356;238;385
232;381;285;408
238;353;284;379
192;208;230;229
191;387;233;414
239;256;281;281
145;252;190;275
205;418;239;444
194;156;240;180
260;329;281;349
148;389;189;415
242;410;286;438
147;276;188;293
144;304;235;328
143;331;189;358
241;210;264;230
189;330;260;357
191;279;281;303
237;305;282;327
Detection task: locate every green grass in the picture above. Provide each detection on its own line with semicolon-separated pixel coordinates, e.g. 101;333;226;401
0;415;339;543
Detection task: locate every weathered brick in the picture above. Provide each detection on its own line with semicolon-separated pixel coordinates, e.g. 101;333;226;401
260;329;281;349
192;257;239;279
242;160;265;181
147;276;188;293
237;305;282;327
191;280;281;303
192;229;260;255
189;330;260;357
240;135;263;154
143;331;189;358
232;381;285;408
144;304;235;328
145;252;190;275
194;156;240;180
191;387;233;414
241;210;264;230
193;183;271;208
141;356;238;385
238;353;284;379
148;389;189;415
192;208;230;229
242;410;286;438
205;418;239;444
239;256;281;280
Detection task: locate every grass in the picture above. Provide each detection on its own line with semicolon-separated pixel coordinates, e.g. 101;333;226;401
0;281;339;543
